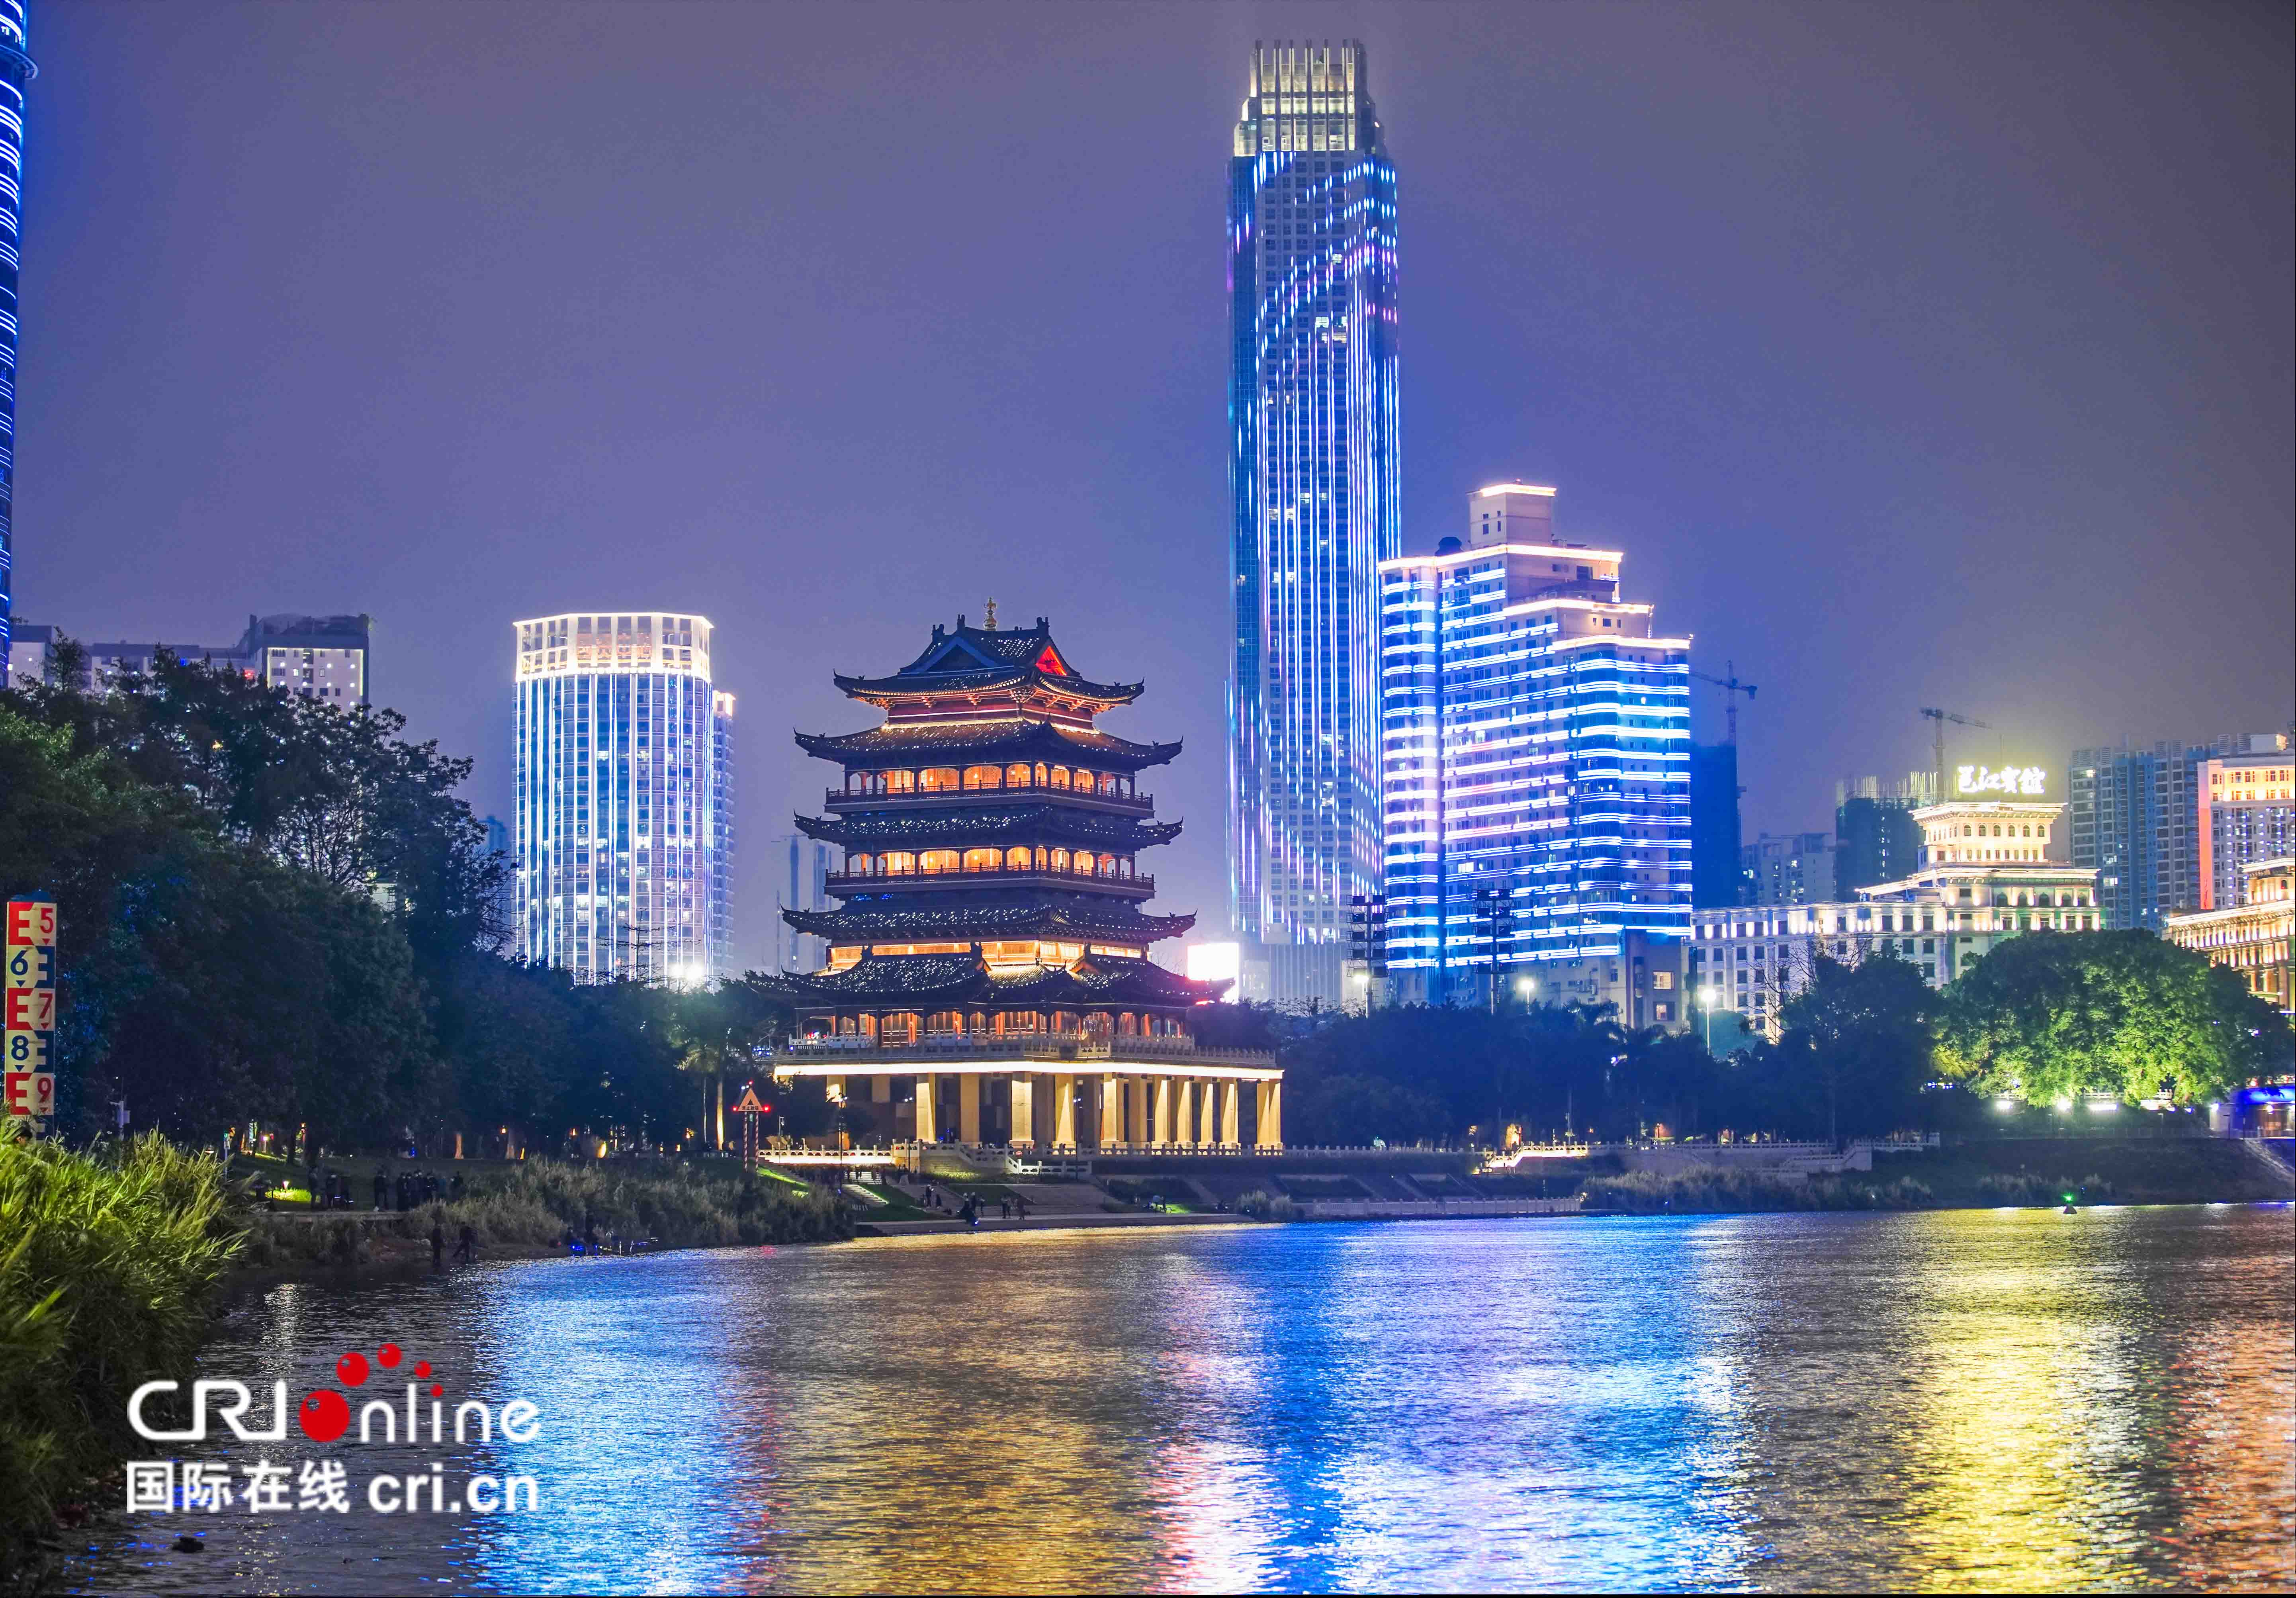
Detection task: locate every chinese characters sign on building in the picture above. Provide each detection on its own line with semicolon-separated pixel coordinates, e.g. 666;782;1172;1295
1957;765;2047;797
4;896;57;1122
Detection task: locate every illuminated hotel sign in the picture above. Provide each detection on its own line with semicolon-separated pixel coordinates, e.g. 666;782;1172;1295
1958;765;2047;797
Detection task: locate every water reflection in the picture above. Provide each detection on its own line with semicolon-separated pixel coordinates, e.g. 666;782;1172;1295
68;1207;2294;1594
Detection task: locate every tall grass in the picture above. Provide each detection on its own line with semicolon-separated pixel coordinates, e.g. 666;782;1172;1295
0;1134;238;1560
443;1159;851;1248
232;1158;851;1269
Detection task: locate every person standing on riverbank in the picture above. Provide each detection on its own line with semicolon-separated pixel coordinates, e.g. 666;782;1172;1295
372;1167;387;1210
428;1219;444;1273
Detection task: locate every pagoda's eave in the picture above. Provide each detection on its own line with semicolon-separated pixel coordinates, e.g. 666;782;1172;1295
793;720;1181;771
838;679;1142;714
793;806;1182;849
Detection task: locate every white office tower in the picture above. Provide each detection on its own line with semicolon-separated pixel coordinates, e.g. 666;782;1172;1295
513;612;731;983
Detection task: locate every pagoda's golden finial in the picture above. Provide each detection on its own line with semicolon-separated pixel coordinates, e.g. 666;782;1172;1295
983;597;997;631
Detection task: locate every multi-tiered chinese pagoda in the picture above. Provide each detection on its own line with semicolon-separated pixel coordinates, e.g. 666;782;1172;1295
773;615;1281;1151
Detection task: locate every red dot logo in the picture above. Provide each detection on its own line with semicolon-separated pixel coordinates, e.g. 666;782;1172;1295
298;1390;350;1443
378;1343;403;1369
336;1351;370;1387
430;1384;444;1398
414;1361;431;1379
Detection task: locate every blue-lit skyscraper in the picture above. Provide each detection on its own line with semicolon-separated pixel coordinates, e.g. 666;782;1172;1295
513;612;731;983
1228;39;1399;1006
1379;486;1691;1002
0;3;35;659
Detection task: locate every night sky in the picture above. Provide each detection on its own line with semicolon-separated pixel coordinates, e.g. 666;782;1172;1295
20;1;2293;970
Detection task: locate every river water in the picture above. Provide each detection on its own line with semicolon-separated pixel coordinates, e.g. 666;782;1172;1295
67;1205;2294;1594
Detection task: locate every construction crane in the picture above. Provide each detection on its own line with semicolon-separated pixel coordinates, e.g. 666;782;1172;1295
1690;661;1758;744
1919;707;1991;795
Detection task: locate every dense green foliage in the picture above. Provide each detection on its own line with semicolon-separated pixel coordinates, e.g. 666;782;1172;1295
0;656;800;1155
1269;937;2290;1147
0;1136;238;1557
1937;930;2289;1102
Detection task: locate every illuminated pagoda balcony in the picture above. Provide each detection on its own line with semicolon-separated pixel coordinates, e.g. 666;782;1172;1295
771;611;1284;1151
827;863;1157;899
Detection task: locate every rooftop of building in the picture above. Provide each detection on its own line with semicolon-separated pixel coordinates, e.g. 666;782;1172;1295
831;615;1142;708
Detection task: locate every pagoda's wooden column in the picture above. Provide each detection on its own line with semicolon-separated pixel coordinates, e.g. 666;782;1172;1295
1222;1080;1241;1147
1152;1078;1173;1146
1196;1080;1216;1146
1173;1080;1195;1148
1127;1078;1150;1150
958;1075;981;1144
1008;1077;1033;1149
1255;1081;1282;1149
1054;1073;1076;1149
1099;1075;1122;1149
915;1075;937;1143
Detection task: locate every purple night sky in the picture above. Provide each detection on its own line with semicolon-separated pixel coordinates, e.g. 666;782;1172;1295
18;1;2293;970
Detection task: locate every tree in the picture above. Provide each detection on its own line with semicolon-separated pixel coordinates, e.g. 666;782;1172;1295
1939;930;2291;1103
1775;954;1939;1143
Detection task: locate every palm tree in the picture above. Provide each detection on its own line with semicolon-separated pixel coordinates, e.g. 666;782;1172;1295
666;983;786;1153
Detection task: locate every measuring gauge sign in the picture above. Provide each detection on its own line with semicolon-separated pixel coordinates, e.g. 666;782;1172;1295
5;897;57;1122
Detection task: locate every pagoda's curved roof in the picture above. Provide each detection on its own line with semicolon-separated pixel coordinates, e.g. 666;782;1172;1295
779;900;1195;945
794;805;1181;850
794;717;1180;771
834;619;1142;707
773;949;1218;1009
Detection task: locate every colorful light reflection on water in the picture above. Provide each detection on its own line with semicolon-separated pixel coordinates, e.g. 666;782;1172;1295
69;1206;2294;1593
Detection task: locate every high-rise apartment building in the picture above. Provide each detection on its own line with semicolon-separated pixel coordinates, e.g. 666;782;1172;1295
1834;773;1937;895
2196;744;2294;911
241;614;371;705
0;3;32;661
1228;39;1399;1007
512;611;730;983
1378;485;1691;1004
769;833;837;975
1688;743;1745;908
1743;831;1836;906
710;689;735;966
2072;733;2289;928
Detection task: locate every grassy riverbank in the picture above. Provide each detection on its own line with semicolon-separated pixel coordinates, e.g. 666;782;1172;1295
228;1156;852;1284
0;1135;238;1575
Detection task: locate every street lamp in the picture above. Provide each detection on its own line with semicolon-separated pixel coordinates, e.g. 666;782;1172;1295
1698;985;1725;1053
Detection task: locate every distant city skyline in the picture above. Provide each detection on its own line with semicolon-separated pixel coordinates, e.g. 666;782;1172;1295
11;3;2291;973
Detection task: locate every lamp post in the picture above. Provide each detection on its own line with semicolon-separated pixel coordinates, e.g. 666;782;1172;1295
1698;985;1725;1054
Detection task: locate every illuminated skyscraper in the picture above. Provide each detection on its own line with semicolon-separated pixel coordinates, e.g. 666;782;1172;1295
0;2;35;658
512;612;731;983
1378;486;1691;1004
1228;39;1399;1006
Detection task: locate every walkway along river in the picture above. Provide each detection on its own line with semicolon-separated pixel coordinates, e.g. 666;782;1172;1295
68;1204;2296;1593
